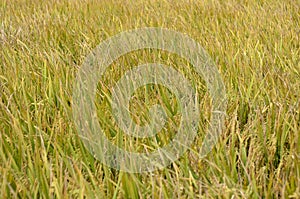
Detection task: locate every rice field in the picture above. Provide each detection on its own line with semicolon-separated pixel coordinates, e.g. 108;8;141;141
0;0;299;198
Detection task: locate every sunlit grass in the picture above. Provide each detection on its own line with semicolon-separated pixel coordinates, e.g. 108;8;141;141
0;0;299;198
